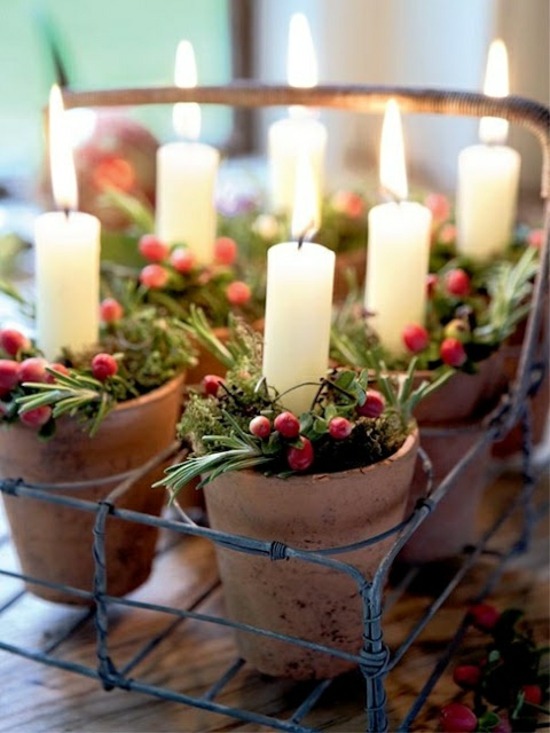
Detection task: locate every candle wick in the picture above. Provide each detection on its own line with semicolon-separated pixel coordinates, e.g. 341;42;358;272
297;234;305;249
380;186;403;205
63;207;71;220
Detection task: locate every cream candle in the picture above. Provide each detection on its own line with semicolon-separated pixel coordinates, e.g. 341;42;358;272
156;40;220;263
456;39;521;261
35;86;100;361
364;100;432;356
263;155;335;415
268;13;327;219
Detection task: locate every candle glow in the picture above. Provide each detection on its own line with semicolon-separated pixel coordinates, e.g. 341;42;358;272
268;13;327;216
156;40;220;262
456;39;520;261
364;100;432;356
35;85;101;360
262;155;335;415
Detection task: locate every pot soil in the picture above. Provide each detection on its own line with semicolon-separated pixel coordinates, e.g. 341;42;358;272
1;375;184;604
204;429;418;680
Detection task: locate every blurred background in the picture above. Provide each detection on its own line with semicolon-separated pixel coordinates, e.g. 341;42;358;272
0;0;547;218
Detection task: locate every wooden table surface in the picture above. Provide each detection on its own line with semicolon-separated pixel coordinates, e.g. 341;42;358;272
0;457;548;733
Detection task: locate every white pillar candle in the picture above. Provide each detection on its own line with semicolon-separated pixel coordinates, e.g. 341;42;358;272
456;39;521;261
35;86;100;361
268;13;327;218
156;40;220;264
364;100;432;356
263;154;335;415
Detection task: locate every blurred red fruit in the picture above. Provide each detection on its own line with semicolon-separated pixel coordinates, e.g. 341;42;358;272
170;247;196;274
440;337;467;367
287;437;314;471
521;684;542;705
19;405;52;428
439;702;477;732
19;357;49;384
140;264;169;289
328;416;353;440
91;353;118;381
139;234;169;263
274;411;301;439
357;389;385;418
100;298;124;323
202;374;224;397
249;415;271;439
403;323;429;353
214;237;238;265
45;363;70;384
226;281;251;306
0;328;30;357
468;603;501;631
426;273;439;298
452;664;482;689
445;268;471;297
0;360;20;391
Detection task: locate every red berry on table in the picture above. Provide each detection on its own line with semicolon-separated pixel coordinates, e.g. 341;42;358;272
468;602;501;631
202;374;224;397
100;297;124;323
139;264;169;289
226;281;251;306
439;702;477;732
328;416;353;440
45;363;70;384
426;273;438;298
445;268;471;297
452;664;482;689
249;415;271;439
287;437;314;471
91;353;118;381
0;359;20;391
214;236;238;266
403;323;429;354
0;328;30;357
138;234;169;262
170;246;196;274
19;357;49;384
521;684;543;706
440;337;467;367
19;405;52;429
274;411;301;439
357;389;385;418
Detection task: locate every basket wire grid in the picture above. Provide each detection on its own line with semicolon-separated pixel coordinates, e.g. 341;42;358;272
0;84;549;733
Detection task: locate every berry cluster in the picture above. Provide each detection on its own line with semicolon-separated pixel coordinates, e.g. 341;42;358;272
136;233;252;310
440;604;548;733
200;372;387;473
0;327;119;431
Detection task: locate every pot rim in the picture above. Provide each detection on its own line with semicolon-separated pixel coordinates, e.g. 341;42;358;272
107;372;185;415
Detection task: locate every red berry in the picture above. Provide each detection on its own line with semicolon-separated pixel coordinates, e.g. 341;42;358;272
328;416;353;440
170;247;196;274
424;192;451;223
249;415;271;439
452;664;482;689
91;353;118;381
138;234;169;263
226;281;251;306
202;374;224;397
521;684;542;706
0;328;30;357
139;264;169;289
274;411;301;439
426;273;439;298
100;297;124;323
0;359;20;391
45;363;70;384
440;703;477;733
214;236;238;266
403;323;429;353
445;268;471;297
357;389;385;418
19;357;49;384
440;337;467;367
287;437;314;471
468;603;500;631
19;405;52;429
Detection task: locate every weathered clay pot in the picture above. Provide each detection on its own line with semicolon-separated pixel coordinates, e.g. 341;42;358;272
398;421;489;564
204;429;418;680
0;375;184;604
399;355;506;564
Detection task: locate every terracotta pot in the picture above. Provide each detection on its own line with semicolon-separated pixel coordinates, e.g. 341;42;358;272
398;421;489;564
1;375;184;604
204;430;418;680
397;353;509;565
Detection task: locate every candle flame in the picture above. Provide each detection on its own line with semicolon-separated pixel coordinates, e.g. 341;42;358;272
479;39;509;145
173;40;201;140
49;85;78;211
380;99;408;202
287;14;317;88
291;153;319;242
